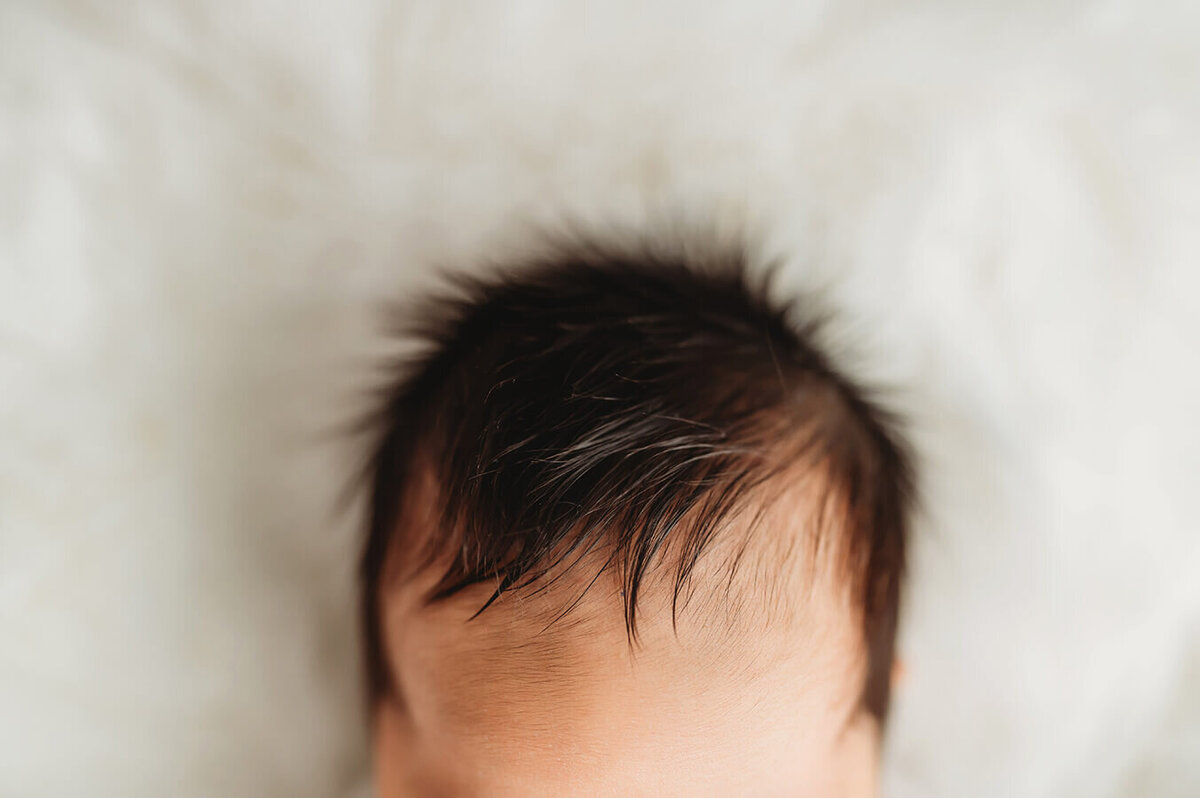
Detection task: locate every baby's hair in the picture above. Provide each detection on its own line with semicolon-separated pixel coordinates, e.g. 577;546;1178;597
360;236;914;722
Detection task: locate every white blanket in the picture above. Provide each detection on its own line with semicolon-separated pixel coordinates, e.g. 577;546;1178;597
2;2;1197;796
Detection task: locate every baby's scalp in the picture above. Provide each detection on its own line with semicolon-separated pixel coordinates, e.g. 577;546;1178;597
360;235;914;726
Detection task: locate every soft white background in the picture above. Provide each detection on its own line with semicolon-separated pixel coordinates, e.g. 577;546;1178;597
2;1;1198;796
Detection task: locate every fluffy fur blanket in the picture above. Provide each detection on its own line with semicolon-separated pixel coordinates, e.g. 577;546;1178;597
2;2;1197;796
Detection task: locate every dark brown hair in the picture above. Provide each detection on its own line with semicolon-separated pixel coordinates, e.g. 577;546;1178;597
359;237;914;722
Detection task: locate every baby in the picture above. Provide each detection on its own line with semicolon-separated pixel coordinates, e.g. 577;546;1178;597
359;239;914;797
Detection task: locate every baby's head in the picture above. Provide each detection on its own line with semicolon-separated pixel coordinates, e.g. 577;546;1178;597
360;241;913;796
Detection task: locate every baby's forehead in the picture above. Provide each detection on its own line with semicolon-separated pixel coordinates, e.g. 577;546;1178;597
379;473;868;749
383;577;871;795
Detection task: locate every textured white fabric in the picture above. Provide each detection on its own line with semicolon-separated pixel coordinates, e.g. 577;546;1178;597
2;2;1198;796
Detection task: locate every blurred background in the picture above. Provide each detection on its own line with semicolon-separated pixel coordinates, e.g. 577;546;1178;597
2;1;1198;796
